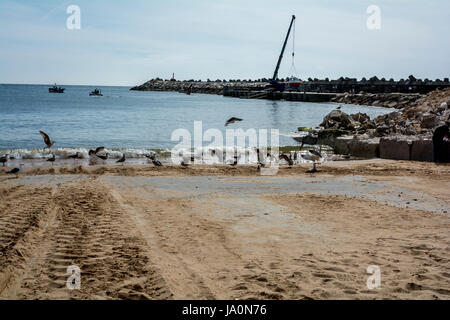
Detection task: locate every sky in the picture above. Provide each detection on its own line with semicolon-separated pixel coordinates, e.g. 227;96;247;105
0;0;449;86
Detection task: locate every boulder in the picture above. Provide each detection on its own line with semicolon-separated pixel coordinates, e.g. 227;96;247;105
317;129;349;146
351;112;370;123
320;110;354;130
420;113;437;129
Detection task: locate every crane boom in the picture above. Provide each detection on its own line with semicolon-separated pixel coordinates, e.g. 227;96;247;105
272;15;296;82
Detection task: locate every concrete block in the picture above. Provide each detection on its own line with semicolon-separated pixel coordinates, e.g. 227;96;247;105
379;137;412;160
334;136;353;154
349;138;380;158
411;138;433;162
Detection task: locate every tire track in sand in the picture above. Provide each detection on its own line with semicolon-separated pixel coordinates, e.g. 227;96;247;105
1;180;173;299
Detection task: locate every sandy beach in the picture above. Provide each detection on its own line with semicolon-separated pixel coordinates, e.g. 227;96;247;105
0;159;449;300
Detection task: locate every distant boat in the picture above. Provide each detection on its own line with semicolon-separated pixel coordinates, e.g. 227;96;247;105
285;76;302;89
49;84;65;93
89;88;103;96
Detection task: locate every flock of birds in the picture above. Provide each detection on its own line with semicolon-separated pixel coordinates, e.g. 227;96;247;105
1;117;323;175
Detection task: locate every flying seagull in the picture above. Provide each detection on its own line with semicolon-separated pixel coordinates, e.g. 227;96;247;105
309;149;322;161
116;154;126;164
225;117;243;127
0;154;8;167
7;164;24;175
280;154;294;166
47;154;56;165
89;147;105;156
39;131;55;149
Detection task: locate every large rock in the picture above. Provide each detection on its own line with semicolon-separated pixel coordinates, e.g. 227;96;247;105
379;136;412;160
317;129;349;146
420;113;437;129
320;110;355;130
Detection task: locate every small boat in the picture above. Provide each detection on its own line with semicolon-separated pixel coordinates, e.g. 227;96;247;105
49;84;65;93
89;88;103;96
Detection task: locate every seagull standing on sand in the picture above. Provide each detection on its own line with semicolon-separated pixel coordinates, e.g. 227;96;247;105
306;162;318;174
47;154;56;166
225;117;243;127
116;154;126;165
7;164;24;176
181;161;189;167
39;131;55;149
303;149;322;173
0;154;8;167
147;154;163;167
68;152;80;159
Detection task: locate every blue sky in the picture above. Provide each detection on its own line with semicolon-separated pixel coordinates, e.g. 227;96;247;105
0;0;449;86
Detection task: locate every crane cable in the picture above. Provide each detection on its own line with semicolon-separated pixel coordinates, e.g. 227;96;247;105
289;18;297;80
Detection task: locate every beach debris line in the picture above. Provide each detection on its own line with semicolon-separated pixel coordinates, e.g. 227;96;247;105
39;131;55;149
225;117;243;127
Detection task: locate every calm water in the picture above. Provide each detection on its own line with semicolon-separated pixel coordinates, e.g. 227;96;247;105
0;84;390;158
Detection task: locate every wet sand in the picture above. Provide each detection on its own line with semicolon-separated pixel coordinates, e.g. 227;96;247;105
0;159;449;299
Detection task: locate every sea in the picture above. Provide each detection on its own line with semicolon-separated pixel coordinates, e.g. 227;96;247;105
0;84;391;162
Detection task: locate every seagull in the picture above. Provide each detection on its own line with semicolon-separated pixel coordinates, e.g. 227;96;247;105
47;154;56;165
151;157;163;167
181;161;189;167
306;162;318;174
96;153;109;161
39;131;55;149
68;152;80;159
225;117;243;127
302;149;322;173
7;164;24;175
0;154;8;167
116;154;126;164
89;147;105;156
280;154;294;166
146;154;163;167
308;149;322;162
